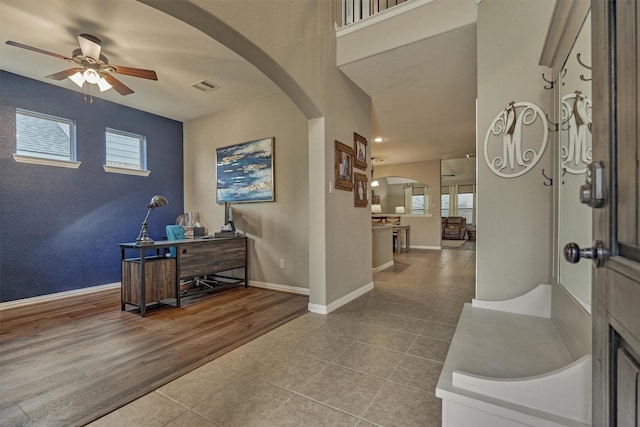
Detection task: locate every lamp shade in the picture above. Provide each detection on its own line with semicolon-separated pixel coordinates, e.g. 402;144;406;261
148;195;168;209
371;204;382;213
83;68;101;84
68;71;85;88
395;206;406;214
97;77;112;92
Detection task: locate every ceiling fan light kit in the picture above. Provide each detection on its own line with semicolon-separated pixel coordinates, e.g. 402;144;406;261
83;68;100;84
96;77;112;92
5;33;157;96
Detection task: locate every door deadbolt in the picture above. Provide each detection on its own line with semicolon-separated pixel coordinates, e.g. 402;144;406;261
580;161;606;208
564;240;609;268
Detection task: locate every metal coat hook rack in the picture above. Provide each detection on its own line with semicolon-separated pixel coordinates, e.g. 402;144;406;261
546;114;570;132
576;53;592;81
542;73;555;90
542;168;567;186
542;69;566;90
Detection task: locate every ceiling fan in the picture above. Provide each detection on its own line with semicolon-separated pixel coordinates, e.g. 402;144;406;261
5;34;157;95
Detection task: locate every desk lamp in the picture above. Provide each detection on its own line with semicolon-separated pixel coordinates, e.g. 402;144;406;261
136;195;168;245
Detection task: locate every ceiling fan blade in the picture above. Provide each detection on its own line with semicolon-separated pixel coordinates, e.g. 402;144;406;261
111;65;158;81
103;73;134;95
77;34;101;60
45;68;83;80
5;40;72;61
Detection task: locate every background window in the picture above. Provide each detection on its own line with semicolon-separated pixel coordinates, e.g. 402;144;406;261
441;194;450;217
411;185;426;214
105;128;146;171
442;185;475;223
411;195;425;214
457;192;474;224
16;109;75;161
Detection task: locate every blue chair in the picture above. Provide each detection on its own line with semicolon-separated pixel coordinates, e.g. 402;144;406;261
165;225;217;293
165;224;184;258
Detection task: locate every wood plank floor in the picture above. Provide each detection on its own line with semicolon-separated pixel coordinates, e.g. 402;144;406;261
0;285;309;426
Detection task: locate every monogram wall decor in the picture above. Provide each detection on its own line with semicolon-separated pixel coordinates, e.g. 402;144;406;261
484;101;549;178
561;90;592;174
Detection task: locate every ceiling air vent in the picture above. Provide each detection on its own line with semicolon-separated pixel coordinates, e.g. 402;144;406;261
190;80;219;93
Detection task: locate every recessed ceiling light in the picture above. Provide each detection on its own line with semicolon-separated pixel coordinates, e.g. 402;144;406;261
373;137;383;143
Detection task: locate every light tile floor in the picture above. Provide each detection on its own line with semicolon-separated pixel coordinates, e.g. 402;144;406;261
89;247;475;427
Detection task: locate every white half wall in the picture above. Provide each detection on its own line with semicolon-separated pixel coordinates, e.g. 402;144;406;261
374;159;442;248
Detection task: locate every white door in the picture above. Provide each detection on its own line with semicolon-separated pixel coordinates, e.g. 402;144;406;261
591;0;640;425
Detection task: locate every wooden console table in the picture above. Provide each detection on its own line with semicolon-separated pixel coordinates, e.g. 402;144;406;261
119;236;247;316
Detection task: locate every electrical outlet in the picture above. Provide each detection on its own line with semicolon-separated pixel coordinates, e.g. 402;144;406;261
279;259;286;269
329;181;334;194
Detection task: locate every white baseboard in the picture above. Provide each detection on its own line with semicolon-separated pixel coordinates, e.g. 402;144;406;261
373;260;394;273
411;245;442;250
308;281;374;315
0;282;121;311
1;281;308;311
249;280;309;295
2;279;369;316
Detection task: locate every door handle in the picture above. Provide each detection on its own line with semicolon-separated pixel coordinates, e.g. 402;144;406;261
564;240;609;268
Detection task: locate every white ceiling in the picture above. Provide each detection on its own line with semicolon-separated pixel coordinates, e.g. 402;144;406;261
0;0;281;122
0;0;477;172
339;23;477;166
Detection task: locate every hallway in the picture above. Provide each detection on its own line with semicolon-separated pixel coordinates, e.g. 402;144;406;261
90;248;476;427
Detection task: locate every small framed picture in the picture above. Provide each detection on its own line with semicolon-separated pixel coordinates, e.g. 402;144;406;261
354;172;368;207
335;140;354;191
353;132;368;170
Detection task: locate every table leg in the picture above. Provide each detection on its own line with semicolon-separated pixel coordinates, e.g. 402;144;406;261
405;228;410;252
140;250;146;317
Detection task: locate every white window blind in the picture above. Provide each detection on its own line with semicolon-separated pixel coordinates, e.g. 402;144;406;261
105;128;146;171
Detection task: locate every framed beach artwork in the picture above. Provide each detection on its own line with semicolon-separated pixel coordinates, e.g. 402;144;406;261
354;172;368;207
335;140;354;191
353;132;368;170
216;137;275;203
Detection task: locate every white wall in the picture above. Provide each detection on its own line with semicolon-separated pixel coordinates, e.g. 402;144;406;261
184;93;310;290
155;0;373;309
476;0;556;300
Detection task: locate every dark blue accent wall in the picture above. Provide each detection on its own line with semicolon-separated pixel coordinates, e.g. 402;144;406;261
0;71;184;302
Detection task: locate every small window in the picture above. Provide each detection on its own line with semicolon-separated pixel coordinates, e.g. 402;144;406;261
104;128;149;176
13;109;80;168
411;195;425;215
